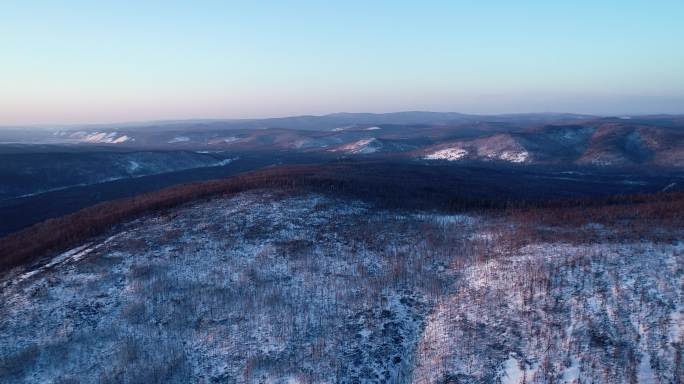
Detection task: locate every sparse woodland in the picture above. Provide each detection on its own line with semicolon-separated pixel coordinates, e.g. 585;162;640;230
0;166;683;383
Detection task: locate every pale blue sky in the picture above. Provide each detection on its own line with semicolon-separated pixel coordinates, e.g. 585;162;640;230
1;1;683;124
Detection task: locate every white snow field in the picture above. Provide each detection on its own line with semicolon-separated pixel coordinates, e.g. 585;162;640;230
0;191;682;383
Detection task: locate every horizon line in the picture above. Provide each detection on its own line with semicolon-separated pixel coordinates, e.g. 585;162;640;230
4;110;684;129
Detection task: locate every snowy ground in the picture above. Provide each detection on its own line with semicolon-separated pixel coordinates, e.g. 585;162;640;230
0;190;682;383
413;241;684;383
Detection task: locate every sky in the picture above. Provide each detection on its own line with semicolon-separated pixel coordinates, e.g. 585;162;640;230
1;1;683;125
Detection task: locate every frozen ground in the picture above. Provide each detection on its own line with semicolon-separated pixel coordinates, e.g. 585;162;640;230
0;190;682;383
413;241;684;383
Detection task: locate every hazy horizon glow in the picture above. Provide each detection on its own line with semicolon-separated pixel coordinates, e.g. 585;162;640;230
2;1;683;125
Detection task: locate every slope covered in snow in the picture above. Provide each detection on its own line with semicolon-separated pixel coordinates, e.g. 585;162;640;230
422;134;531;163
63;131;133;144
424;147;468;161
331;138;383;154
1;190;682;383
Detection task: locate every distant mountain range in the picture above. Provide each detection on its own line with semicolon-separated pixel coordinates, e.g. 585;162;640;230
2;112;684;167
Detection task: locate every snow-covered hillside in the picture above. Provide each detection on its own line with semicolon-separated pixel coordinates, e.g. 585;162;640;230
424;147;468;161
0;191;682;383
414;241;684;383
331;138;383;154
423;134;531;163
57;131;133;144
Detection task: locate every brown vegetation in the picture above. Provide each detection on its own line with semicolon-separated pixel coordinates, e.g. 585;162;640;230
508;192;684;243
0;165;318;272
2;161;683;273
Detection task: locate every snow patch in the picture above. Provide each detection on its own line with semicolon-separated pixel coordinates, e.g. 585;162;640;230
562;357;580;383
111;135;131;144
414;213;475;226
334;138;380;154
424;147;468;161
211;157;238;167
168;136;190;143
7;233;125;288
670;305;684;344
497;150;529;163
662;182;677;192
208;137;243;145
70;131;131;144
127;160;141;172
637;350;656;384
501;356;523;384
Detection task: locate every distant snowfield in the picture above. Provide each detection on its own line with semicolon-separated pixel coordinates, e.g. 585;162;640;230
333;138;381;154
331;125;354;132
63;131;132;144
208;136;246;145
496;150;529;163
168;136;190;144
424;147;468;161
424;147;530;163
1;191;682;383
